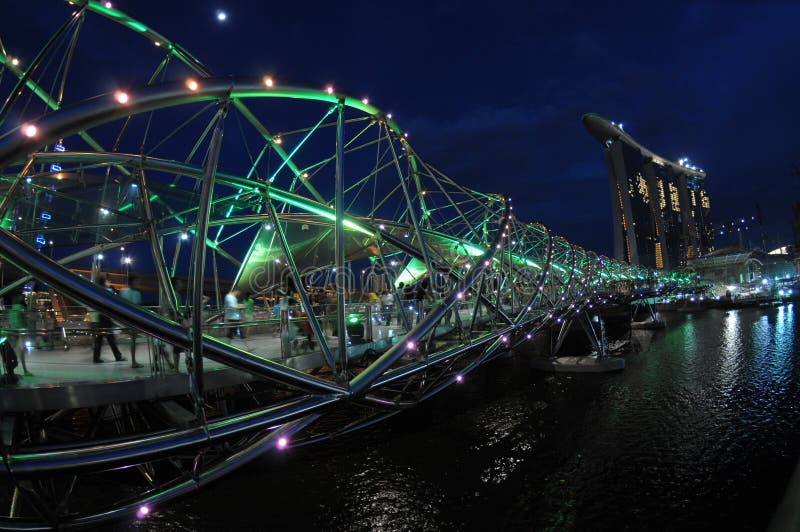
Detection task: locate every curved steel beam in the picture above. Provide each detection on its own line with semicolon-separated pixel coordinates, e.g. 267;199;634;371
0;79;404;167
0;394;337;477
349;198;511;397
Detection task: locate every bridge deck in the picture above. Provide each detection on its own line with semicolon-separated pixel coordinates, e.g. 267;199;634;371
1;308;491;411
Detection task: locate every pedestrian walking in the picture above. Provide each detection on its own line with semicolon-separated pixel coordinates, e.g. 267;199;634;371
92;276;125;363
119;275;144;368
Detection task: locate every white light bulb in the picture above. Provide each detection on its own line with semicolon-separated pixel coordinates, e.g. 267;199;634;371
114;91;129;104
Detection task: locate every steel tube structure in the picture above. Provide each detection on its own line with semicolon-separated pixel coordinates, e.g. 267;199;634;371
1;395;338;477
265;194;336;369
350;201;509;396
191;104;227;397
334;101;347;375
0;6;698;526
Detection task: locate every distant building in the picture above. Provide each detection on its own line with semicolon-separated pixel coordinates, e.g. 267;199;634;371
583;114;713;269
688;248;795;297
792;202;800;272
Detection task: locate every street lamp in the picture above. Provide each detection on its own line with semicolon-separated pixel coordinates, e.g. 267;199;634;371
123;256;132;283
92;253;104;282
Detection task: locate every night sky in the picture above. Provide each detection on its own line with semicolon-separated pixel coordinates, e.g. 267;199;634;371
7;1;800;257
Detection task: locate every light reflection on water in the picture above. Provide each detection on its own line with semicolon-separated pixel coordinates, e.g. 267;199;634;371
720;309;741;397
126;306;800;531
773;304;795;398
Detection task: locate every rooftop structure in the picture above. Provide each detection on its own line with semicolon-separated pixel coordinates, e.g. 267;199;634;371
688;248;796;297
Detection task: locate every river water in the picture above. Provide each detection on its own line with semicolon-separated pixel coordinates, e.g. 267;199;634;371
126;305;800;530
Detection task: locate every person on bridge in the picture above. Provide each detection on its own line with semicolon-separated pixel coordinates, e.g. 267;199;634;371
224;288;243;340
414;279;431;324
8;292;32;376
399;282;414;326
119;275;144;369
242;292;255;339
92;276;125;363
380;290;394;326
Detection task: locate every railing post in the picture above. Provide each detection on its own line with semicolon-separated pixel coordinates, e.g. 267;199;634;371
366;305;373;342
334;100;347;378
191;101;228;398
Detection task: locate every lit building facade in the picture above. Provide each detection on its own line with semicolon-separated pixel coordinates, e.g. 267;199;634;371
583;114;713;269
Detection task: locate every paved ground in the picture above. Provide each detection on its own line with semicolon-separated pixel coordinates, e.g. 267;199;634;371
3;307;484;388
6;321;408;387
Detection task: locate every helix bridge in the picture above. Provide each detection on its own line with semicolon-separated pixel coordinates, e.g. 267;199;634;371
0;2;695;527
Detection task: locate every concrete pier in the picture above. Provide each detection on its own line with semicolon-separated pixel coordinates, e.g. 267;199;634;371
530;354;625;373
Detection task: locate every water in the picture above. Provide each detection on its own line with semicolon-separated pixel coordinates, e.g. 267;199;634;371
125;305;800;530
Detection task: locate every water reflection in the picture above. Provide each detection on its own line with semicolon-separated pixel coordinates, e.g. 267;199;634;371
762;304;794;407
720;310;741;396
773;304;794;392
682;312;697;357
329;449;445;531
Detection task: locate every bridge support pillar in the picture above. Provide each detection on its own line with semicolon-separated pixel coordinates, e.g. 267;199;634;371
550;314;606;358
533;314;622;373
630;299;666;329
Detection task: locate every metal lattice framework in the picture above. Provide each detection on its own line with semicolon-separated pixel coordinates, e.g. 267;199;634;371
0;2;695;527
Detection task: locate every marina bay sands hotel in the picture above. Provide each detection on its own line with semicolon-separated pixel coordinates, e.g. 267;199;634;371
583;114;713;269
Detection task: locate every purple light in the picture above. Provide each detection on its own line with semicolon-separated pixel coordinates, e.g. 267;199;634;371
455;374;464;383
137;505;150;519
406;341;416;350
277;436;289;449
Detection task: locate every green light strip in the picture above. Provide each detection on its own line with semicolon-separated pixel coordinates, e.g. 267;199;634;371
84;0;209;74
0;55;60;111
268;188;374;237
118;194;158;212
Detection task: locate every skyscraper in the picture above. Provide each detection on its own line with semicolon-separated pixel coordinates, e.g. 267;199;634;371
583;114;713;269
